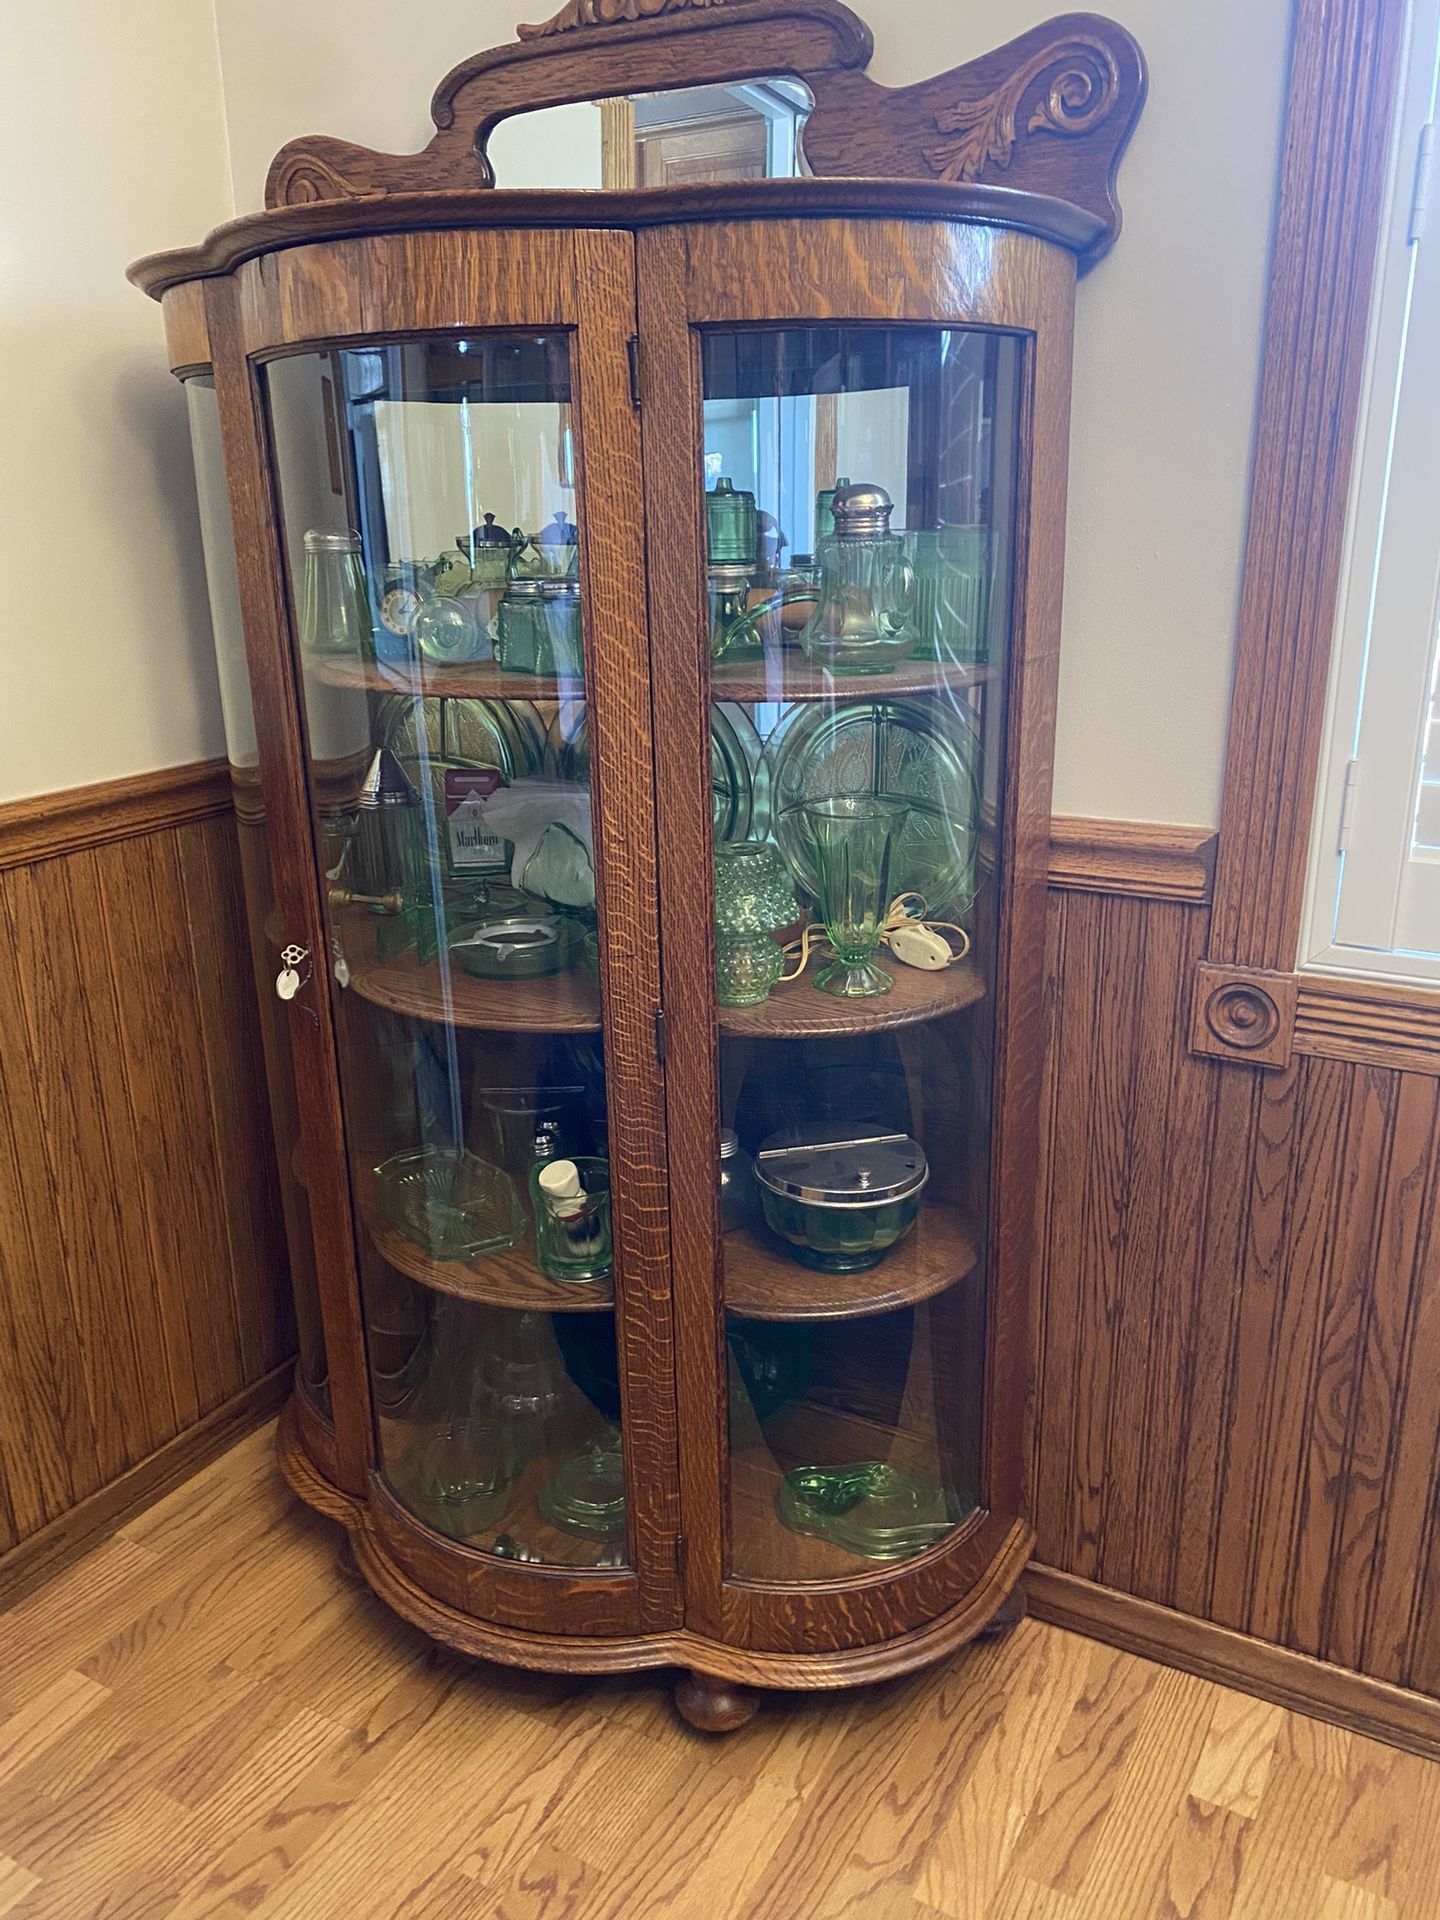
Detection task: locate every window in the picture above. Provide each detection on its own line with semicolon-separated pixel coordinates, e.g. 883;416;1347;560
1302;0;1440;984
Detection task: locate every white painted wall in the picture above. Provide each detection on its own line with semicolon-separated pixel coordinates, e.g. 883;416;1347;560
0;1;236;801
208;0;1291;826
3;1;1288;821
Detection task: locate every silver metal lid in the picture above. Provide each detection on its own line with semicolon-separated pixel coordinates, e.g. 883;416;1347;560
754;1126;929;1208
304;528;362;553
540;578;581;599
719;1128;741;1161
831;483;896;540
708;563;754;590
357;745;420;810
504;577;548;598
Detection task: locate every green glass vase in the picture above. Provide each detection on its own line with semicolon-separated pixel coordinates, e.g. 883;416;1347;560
799;795;907;997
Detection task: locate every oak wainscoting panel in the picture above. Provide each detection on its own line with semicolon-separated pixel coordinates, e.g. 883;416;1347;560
1031;834;1440;1751
0;763;293;1602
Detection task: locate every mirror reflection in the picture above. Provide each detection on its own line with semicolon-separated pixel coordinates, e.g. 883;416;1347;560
486;78;814;190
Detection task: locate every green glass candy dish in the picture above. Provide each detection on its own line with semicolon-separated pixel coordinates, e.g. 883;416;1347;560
539;1430;626;1540
374;1146;525;1262
776;1461;971;1561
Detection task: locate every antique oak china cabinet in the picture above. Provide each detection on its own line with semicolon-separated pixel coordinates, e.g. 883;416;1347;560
131;0;1144;1730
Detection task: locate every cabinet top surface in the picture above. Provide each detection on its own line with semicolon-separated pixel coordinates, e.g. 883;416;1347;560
129;1;1145;298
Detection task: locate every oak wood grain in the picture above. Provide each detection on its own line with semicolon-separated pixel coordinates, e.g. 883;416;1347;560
1208;0;1406;972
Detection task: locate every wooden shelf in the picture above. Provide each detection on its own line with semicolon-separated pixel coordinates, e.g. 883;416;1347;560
725;1205;977;1322
306;654;581;701
710;651;994;704
718;956;984;1037
368;1215;614;1313
342;918;601;1033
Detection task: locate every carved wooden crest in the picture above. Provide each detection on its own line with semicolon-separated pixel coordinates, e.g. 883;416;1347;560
265;0;1145;266
520;0;736;37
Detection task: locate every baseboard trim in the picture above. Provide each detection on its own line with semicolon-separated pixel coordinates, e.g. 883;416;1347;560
0;1363;293;1612
1027;1564;1440;1762
0;758;233;872
1047;818;1217;902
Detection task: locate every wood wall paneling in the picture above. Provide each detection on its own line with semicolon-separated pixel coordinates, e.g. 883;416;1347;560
1030;874;1440;1727
0;766;293;1601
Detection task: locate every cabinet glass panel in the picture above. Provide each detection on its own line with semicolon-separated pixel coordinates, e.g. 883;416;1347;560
267;337;627;1568
701;327;1019;1581
185;374;328;1416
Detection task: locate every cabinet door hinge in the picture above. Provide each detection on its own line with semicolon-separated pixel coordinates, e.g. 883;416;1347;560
674;1531;686;1580
1410;122;1433;244
627;335;642;409
1338;757;1362;853
654;1006;667;1065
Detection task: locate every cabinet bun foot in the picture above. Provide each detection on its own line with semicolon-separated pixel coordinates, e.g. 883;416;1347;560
674;1671;761;1733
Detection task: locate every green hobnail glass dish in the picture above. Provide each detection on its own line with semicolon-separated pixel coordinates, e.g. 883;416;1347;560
775;1462;973;1562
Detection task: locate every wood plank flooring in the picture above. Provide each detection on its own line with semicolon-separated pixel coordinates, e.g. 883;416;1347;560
0;1423;1434;1919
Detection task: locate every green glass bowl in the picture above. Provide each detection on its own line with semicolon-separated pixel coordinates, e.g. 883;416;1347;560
400;1419;519;1541
374;1147;525;1262
776;1461;971;1561
756;1182;921;1273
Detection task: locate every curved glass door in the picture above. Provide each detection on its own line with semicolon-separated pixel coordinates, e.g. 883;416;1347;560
266;336;628;1568
701;327;1019;1580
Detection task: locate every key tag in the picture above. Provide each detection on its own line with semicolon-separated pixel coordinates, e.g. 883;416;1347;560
276;943;311;1001
889;922;961;972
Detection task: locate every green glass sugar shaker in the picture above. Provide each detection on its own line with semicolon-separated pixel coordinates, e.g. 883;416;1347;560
706;476;758;569
299;528;372;656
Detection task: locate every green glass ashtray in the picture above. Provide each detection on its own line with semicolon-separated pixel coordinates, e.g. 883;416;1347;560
448;914;580;980
539;1432;626;1540
775;1461;969;1562
374;1147;524;1262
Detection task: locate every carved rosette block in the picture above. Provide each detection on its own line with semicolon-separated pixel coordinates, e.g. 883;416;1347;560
1189;962;1298;1071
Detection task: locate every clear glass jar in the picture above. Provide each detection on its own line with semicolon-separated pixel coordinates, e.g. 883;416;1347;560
299;528;372;656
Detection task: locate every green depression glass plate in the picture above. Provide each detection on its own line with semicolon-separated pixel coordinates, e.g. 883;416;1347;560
539;1432;626;1539
380;694;546;806
548;702;762;843
775;1461;972;1562
766;699;981;912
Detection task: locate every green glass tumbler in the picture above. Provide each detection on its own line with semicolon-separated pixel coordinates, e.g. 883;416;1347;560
799;795;908;998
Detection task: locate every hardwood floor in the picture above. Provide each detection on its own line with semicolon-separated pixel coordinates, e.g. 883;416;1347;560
0;1425;1434;1919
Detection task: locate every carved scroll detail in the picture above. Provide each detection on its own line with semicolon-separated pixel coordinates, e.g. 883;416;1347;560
270;154;381;208
519;0;735;40
923;33;1122;184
